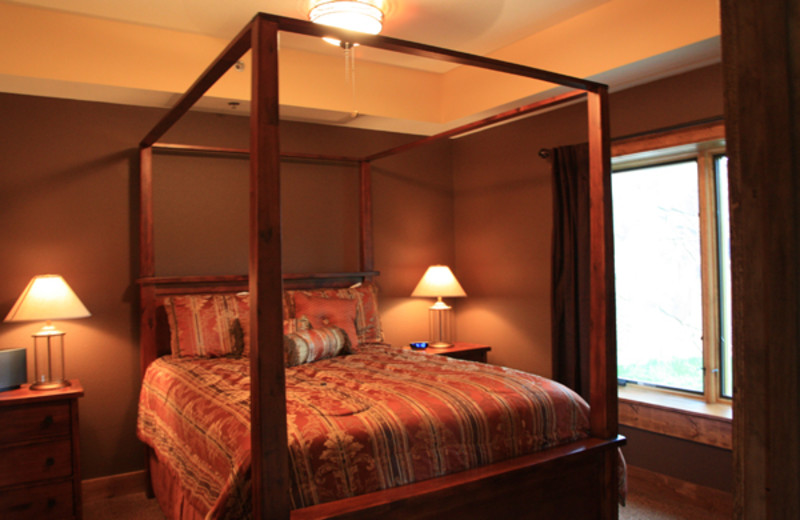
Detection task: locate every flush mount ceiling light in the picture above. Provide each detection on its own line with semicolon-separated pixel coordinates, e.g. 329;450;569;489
309;0;384;46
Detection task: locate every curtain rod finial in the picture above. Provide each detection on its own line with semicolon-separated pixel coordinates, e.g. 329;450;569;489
539;148;551;159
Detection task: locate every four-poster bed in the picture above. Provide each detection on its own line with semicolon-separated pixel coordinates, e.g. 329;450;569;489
137;13;622;519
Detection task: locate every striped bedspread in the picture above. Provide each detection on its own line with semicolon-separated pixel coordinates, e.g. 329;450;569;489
137;345;590;518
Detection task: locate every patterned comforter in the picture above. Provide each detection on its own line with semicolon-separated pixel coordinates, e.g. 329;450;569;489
137;345;590;518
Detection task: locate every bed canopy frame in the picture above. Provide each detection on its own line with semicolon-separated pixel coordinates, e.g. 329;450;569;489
138;13;621;519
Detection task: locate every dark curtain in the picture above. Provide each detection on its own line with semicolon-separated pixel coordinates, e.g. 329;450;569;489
551;143;591;402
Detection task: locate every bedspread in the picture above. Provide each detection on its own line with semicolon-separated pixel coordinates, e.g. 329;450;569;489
137;345;590;519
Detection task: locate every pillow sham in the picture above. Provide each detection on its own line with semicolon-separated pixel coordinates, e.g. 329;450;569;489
292;292;359;347
286;282;383;344
284;326;351;367
162;294;248;358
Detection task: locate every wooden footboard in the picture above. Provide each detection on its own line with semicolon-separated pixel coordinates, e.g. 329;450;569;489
292;436;625;520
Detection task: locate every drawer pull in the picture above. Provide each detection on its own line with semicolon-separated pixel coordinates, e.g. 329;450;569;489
47;497;57;508
42;415;54;428
45;456;55;466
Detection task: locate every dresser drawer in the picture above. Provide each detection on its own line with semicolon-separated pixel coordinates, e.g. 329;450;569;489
0;402;71;444
0;439;73;487
0;479;74;520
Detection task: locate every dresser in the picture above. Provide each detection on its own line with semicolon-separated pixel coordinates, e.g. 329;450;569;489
0;380;83;519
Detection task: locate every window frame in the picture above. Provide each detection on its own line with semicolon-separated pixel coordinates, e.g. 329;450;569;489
611;121;730;405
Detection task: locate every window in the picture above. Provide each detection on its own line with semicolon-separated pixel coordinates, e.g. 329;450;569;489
612;138;731;402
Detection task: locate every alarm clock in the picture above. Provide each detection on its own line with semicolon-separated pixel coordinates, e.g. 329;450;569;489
410;341;428;350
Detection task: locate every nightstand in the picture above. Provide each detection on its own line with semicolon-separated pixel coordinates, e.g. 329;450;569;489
0;380;83;520
406;342;491;363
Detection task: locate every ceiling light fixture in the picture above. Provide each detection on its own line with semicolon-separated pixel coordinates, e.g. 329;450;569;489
309;0;384;47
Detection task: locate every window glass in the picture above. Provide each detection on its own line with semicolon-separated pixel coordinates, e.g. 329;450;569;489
613;160;704;393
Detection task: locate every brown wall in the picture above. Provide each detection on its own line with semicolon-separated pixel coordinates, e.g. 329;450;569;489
0;62;728;488
452;63;728;490
0;94;451;479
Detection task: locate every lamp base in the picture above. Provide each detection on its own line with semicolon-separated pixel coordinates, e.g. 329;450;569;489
429;342;453;349
30;379;70;391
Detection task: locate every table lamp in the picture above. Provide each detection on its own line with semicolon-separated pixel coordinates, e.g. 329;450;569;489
4;275;91;390
411;265;466;348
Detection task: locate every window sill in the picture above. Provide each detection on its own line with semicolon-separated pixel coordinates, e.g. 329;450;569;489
618;385;732;450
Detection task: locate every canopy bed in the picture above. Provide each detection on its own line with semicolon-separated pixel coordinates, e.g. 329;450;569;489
137;13;622;520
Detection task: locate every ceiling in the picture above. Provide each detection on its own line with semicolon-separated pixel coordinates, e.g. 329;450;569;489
5;0;611;72
0;0;722;134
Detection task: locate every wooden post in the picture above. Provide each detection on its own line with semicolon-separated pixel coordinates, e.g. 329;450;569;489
587;87;619;518
586;87;617;439
359;161;374;273
138;145;157;374
249;16;290;520
721;1;800;518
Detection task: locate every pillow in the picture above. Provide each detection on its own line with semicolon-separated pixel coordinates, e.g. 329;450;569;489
284;326;351;367
224;293;302;356
292;292;359;347
286;282;383;344
162;294;248;358
283;316;311;335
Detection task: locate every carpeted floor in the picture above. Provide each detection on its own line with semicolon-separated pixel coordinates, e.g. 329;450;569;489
84;489;729;520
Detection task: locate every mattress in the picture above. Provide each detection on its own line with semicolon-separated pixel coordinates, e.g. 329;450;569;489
137;345;589;519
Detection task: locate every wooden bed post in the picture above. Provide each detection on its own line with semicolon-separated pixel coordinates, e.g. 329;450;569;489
138;145;157;375
359;161;374;273
587;87;619;518
586;86;617;439
249;16;290;520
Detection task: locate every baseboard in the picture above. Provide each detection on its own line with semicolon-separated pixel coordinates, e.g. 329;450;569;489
627;465;733;515
82;470;148;503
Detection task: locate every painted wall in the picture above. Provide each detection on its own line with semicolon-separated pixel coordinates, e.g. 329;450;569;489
0;94;451;479
452;63;730;491
0;62;730;491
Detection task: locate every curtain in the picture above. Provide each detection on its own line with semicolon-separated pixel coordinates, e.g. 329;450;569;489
551;143;591;401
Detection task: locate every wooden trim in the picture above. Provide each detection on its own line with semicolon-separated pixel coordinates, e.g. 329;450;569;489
82;470;147;503
626;465;732;517
612;120;725;157
619;397;732;449
697;149;723;403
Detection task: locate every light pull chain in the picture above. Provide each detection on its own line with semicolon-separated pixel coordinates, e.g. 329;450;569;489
343;43;358;118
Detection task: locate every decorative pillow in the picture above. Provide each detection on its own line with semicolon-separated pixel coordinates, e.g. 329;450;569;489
162;294;249;358
286;282;383;344
283;316;311;335
284;326;351;367
292;292;359;347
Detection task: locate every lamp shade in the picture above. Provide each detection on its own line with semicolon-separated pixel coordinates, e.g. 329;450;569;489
411;265;467;298
4;275;91;323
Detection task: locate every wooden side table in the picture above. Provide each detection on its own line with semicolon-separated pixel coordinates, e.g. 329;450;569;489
0;380;83;519
405;342;491;363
